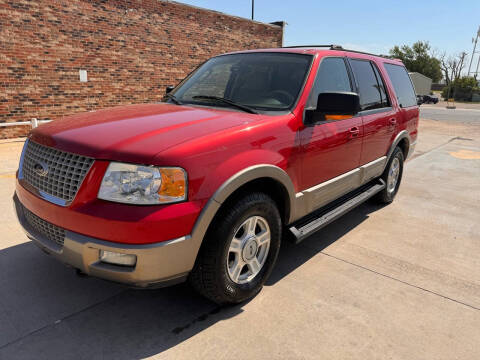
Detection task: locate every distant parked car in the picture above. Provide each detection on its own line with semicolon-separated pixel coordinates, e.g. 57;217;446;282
422;94;439;104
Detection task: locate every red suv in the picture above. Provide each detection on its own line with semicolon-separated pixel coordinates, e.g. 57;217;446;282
14;45;418;304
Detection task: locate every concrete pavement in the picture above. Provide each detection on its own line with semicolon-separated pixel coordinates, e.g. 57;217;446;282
420;105;480;126
0;117;479;359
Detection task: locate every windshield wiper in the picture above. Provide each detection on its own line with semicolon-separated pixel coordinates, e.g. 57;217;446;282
192;95;258;114
165;93;183;105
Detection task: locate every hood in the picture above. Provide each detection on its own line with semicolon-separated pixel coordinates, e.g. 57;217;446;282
30;103;259;164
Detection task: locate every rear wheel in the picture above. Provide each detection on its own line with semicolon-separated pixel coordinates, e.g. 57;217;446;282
375;146;404;204
189;193;282;304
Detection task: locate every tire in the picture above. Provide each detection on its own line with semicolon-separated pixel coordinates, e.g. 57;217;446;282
375;146;404;204
189;192;282;305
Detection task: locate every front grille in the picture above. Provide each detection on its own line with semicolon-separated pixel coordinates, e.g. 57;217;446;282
21;140;94;204
23;207;65;246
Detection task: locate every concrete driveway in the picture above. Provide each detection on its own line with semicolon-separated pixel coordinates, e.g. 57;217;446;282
420;104;480;126
0;115;479;359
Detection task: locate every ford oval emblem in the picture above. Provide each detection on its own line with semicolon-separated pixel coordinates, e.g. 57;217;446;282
33;161;49;177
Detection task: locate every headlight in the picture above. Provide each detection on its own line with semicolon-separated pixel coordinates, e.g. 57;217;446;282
98;162;187;205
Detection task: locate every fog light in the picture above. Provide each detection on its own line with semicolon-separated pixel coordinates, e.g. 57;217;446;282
99;250;137;266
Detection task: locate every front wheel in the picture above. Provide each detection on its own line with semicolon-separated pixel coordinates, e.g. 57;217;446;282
375;146;404;204
189;193;282;304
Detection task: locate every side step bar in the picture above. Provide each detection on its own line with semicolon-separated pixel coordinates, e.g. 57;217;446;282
289;179;386;243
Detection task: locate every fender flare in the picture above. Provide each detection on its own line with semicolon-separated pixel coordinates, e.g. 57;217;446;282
385;130;411;169
187;165;296;270
211;164;296;209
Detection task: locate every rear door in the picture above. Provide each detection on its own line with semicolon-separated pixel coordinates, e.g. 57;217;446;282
348;58;396;165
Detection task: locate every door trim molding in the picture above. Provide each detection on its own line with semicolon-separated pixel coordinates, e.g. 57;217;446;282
293;156;386;220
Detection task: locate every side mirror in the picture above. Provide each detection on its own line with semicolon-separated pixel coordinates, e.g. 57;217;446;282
166;85;174;94
416;95;423;106
305;92;360;126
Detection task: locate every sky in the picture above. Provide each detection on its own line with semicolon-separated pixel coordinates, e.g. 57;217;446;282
179;0;480;67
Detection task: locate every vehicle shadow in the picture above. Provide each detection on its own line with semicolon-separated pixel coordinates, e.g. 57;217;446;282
266;201;385;285
0;201;383;359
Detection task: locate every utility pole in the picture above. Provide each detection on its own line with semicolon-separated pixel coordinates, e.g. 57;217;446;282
251;0;254;20
475;51;480;80
468;26;480;78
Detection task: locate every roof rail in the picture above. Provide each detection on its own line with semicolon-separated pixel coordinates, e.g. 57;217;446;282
282;44;343;50
282;44;395;59
341;49;394;59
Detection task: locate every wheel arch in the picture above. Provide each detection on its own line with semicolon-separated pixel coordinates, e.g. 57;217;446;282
386;130;411;167
212;164;296;221
188;165;296;269
213;176;292;226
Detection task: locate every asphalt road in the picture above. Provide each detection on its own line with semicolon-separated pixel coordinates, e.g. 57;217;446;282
420;105;480;126
0;116;479;359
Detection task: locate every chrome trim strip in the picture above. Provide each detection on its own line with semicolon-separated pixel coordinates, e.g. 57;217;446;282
360;156;386;183
17;138;29;179
358;107;394;116
300;168;361;216
18;179;69;207
38;190;68;206
294;156;387;218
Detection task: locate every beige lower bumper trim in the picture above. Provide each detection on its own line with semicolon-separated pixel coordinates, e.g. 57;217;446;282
14;194;194;288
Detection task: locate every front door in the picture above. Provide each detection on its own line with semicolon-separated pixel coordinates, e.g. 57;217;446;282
299;57;363;211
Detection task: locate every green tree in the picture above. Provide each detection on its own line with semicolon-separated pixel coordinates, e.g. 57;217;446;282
390;41;442;82
441;76;479;101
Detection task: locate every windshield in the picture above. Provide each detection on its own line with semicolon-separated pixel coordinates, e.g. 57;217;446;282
168;52;313;112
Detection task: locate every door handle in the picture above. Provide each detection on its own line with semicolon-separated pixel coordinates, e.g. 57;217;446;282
349;126;360;139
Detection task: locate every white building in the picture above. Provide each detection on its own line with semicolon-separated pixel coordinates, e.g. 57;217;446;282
409;72;432;96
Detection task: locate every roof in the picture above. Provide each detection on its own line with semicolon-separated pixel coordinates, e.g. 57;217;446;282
224;45;404;64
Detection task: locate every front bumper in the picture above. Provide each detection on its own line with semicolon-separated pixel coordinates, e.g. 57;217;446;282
14;194;194;288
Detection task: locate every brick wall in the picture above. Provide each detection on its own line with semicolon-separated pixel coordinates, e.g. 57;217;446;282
0;0;283;138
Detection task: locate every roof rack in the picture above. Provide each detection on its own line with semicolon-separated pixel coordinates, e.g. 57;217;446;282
341;49;394;59
282;44;395;59
282;44;344;50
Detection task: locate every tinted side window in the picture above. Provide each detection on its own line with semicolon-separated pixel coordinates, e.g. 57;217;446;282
306;57;352;108
350;59;383;110
384;63;417;108
371;63;389;107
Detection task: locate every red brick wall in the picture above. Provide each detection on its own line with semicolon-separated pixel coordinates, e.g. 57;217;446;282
0;0;283;138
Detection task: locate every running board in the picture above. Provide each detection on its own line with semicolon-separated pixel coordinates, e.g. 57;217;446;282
289;179;386;243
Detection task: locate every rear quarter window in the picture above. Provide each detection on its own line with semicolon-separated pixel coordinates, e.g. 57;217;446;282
384;63;417;108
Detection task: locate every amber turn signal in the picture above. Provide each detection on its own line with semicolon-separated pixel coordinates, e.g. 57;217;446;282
158;168;187;200
324;114;353;121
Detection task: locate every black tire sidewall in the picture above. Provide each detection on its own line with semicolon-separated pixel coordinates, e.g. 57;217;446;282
382;147;404;202
213;194;281;303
